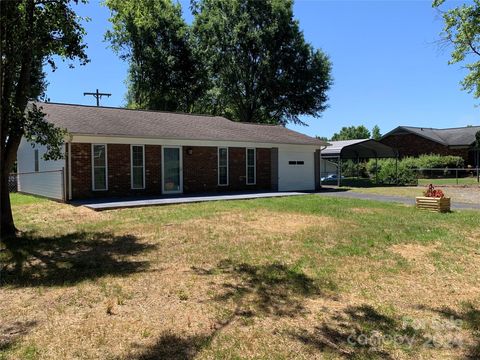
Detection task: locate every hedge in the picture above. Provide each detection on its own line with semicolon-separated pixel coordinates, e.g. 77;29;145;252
365;154;464;185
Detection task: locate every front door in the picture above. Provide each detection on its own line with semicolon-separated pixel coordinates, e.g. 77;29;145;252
162;146;183;194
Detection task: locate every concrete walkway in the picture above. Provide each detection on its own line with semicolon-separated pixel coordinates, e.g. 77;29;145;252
317;190;480;211
75;189;480;211
76;191;310;211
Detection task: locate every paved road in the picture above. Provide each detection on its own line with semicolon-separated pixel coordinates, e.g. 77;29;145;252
317;190;480;211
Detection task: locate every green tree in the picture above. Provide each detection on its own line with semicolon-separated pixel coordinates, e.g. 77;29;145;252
331;125;371;141
191;0;332;125
1;0;88;238
433;0;480;99
371;125;382;140
106;0;205;111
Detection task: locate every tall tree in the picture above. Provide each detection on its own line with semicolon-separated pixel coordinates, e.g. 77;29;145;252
0;0;88;238
371;125;382;140
331;126;371;141
106;0;205;111
191;0;332;125
433;0;480;99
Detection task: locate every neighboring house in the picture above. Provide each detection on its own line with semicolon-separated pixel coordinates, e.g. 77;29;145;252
380;126;480;166
16;102;328;201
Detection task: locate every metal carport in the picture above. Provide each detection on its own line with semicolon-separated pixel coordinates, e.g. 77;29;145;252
321;139;398;186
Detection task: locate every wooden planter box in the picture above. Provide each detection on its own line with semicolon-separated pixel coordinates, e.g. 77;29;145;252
415;196;451;213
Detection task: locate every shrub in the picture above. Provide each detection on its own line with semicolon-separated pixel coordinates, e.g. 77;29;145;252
341;159;368;178
366;155;464;185
366;158;416;185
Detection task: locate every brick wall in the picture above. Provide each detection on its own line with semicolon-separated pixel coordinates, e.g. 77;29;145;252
380;133;470;163
182;146;217;193
70;143;272;199
70;143;162;199
182;146;272;193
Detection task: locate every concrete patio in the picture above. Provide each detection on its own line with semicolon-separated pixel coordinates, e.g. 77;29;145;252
73;191;312;210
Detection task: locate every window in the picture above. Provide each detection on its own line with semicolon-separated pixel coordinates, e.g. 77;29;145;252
289;160;305;165
246;148;256;185
92;144;107;191
218;147;228;185
131;145;145;189
34;149;39;172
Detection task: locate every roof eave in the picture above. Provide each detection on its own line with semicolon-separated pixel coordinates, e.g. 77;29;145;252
66;132;324;147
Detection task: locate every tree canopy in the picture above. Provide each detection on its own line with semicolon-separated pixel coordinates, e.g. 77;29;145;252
105;0;204;111
433;0;480;99
330;125;371;141
106;0;332;125
0;0;88;238
371;125;382;140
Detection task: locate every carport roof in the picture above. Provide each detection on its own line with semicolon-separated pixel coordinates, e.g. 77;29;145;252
322;139;398;159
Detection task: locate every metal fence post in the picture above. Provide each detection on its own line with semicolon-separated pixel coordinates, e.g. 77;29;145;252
61;167;66;202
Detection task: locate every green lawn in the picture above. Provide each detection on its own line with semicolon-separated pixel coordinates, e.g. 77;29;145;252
1;193;479;359
418;177;480;186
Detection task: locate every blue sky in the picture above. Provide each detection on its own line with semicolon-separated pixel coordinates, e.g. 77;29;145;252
45;0;479;139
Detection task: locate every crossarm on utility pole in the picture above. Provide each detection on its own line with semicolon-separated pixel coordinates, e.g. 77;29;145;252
83;89;111;107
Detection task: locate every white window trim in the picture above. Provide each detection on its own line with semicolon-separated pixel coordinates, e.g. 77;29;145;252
246;148;256;185
218;147;229;186
130;144;146;190
161;146;183;194
91;144;108;191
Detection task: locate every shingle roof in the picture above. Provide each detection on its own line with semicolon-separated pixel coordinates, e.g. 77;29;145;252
34;102;326;146
383;126;480;146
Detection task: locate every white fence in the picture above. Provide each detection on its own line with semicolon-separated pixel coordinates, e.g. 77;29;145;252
15;169;65;201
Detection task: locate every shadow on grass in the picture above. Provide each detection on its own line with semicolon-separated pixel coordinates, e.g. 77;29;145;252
0;320;37;353
291;304;425;359
128;333;210;360
193;259;332;318
421;303;480;359
125;261;330;359
0;231;155;287
125;260;333;359
125;323;231;360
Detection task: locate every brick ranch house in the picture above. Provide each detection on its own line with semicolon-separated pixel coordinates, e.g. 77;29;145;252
16;103;328;201
380;125;480;166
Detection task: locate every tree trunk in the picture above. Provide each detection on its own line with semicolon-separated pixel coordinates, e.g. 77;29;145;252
0;169;16;239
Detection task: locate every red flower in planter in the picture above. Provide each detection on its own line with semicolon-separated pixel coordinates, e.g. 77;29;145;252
423;184;445;198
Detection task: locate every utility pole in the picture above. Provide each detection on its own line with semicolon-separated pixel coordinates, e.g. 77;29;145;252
83;89;111;107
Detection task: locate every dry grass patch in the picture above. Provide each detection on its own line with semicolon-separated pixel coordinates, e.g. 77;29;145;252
2;194;480;359
185;210;334;236
390;243;438;263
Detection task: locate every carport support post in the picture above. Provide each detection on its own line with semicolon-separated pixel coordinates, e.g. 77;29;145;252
395;156;398;185
338;158;342;187
375;156;378;184
477;148;479;183
356;156;360;179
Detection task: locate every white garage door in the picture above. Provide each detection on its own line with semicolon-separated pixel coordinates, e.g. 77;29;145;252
278;149;315;191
